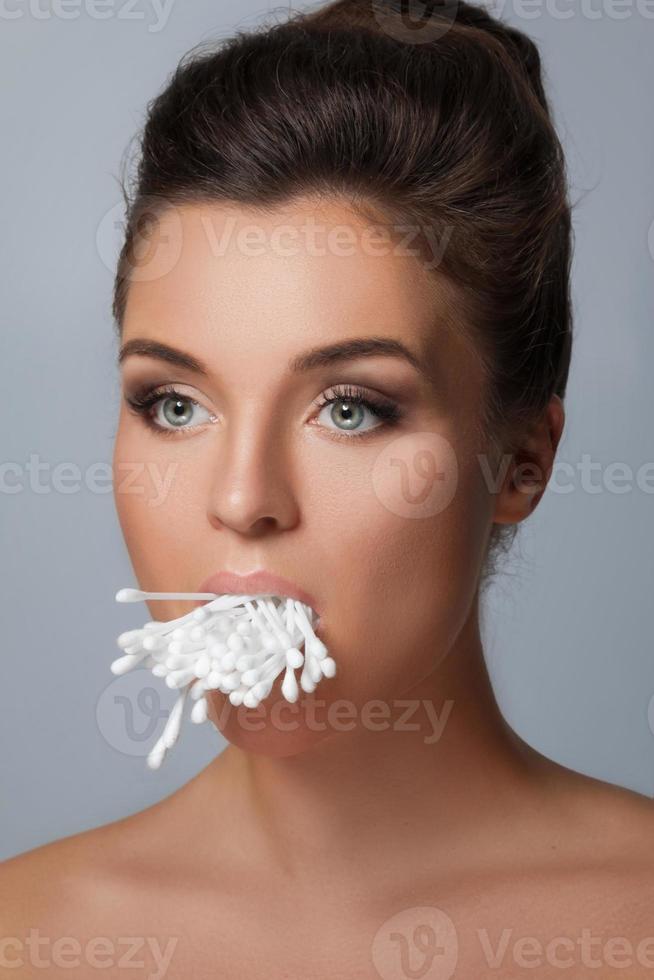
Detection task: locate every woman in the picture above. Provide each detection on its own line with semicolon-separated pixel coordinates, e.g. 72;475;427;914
3;1;653;976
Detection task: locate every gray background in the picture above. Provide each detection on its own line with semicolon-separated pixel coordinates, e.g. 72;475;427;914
2;0;653;861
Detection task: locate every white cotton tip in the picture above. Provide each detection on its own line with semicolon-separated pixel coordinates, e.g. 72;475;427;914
251;679;273;701
166;667;196;689
110;652;147;675
116;628;143;649
309;657;324;684
221;672;241;692
193;653;211;678
114;585;334;771
219;651;236;672
281;667;299;703
191;697;208;724
116;588;145;602
142;633;164;652
235;654;258;672
243;690;261;709
147;737;167;770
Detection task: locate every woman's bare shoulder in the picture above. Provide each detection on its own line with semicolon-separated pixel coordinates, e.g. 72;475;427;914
0;772;221;929
2;820;128;914
506;760;654;924
0;802;174;935
0;810;186;978
510;747;651;875
1;760;236;930
545;761;654;861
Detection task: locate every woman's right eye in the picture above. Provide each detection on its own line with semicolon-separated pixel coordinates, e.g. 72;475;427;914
124;386;217;437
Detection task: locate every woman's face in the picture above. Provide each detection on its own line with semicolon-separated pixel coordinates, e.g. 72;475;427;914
112;195;496;754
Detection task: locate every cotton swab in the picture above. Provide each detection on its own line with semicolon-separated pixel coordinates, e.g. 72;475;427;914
111;588;336;771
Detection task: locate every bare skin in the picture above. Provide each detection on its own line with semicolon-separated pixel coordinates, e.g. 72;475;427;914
2;196;653;978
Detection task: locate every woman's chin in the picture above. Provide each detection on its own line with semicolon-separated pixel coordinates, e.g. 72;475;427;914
205;689;340;757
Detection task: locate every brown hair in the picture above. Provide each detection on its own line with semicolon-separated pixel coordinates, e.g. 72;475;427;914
113;0;574;588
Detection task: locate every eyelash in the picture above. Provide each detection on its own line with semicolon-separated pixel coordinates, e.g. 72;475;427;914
123;382;403;441
314;384;403;440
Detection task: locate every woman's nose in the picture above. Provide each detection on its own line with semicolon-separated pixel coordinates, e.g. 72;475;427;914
205;416;299;536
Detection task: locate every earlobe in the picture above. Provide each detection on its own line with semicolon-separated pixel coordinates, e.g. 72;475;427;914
491;458;545;526
490;394;565;526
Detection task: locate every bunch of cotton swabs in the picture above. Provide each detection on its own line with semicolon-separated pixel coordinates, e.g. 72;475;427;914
111;588;336;770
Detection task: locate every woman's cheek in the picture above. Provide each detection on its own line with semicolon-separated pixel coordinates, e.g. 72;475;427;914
332;448;487;701
113;417;203;526
112;423;206;619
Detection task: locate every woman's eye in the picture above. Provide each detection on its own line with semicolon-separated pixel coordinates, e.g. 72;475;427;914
313;386;403;439
316;398;380;435
125;386;216;436
153;395;214;431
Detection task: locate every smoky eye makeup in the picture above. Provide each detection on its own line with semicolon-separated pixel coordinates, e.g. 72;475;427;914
309;382;405;440
121;375;215;432
121;373;413;442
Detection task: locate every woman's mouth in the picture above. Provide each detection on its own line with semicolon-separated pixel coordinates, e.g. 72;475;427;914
195;568;322;624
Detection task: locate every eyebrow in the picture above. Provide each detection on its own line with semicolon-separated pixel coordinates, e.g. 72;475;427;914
118;336;434;383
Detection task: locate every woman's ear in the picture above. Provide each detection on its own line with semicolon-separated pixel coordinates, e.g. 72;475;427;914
492;395;565;526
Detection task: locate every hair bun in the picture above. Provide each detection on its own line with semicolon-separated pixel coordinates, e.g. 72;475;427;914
453;2;547;108
300;0;547;111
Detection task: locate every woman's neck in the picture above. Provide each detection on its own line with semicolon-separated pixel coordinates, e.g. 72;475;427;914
195;602;553;892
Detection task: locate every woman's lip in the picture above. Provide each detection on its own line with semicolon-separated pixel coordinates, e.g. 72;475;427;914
194;570;321;619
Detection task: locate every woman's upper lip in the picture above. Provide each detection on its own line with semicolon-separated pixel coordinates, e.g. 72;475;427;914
195;570;320;616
